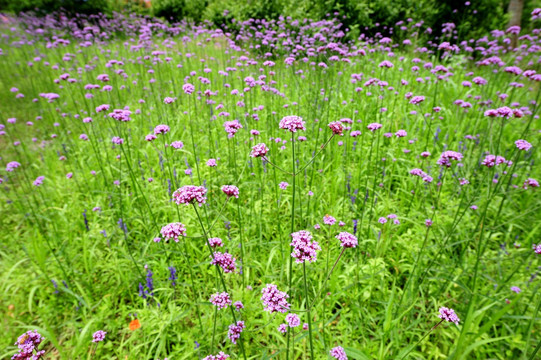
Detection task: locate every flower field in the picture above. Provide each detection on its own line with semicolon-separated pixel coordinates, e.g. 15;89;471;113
1;9;541;360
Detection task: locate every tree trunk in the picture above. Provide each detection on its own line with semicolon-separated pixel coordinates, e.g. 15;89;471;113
507;0;524;49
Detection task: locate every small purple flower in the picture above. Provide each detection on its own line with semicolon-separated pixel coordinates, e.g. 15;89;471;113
330;346;348;360
250;143;269;158
336;232;358;248
160;223;187;242
290;230;321;263
92;330;106;343
285;313;300;328
438;307;460;325
510;286;521;294
279;182;289;190
261;284;290;313
515;139;532;151
279;115;305;133
210;292;232;310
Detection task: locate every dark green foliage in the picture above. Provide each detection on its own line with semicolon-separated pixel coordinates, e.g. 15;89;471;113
0;0;110;15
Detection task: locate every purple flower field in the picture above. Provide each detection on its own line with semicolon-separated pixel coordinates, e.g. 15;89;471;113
1;7;541;360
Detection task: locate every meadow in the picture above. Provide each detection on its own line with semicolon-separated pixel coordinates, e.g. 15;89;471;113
1;9;540;360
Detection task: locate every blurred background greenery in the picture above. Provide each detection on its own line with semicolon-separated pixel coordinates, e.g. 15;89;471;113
0;0;540;41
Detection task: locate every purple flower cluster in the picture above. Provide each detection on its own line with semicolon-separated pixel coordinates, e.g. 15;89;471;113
285;313;300;328
173;185;207;205
154;124;170;135
437;151;463;167
11;330;45;360
208;237;224;248
279;115;305;132
330;346;348;360
227;321;245;344
484;106;523;118
250;143;269;158
210;292;232;310
328;121;344;135
221;185;239;198
481;155;509;168
515;139;532;151
224;120;243;138
336;232;358;248
202;352;230;360
261;284;290;313
6;161;21;172
438;307;460;325
108;109;132;122
290;230;321;263
92;330;106;343
210;252;237;273
160;222;187;242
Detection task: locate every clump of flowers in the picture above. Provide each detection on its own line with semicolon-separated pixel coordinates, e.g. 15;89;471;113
108;109;132;122
250;143;269;158
227;321;245;344
173;185;207;205
224;120;243;138
367;123;382;132
523;178;539;189
285;313;300;328
437;151;463;167
330;346;348;360
323;214;337;225
154;124;170;135
515;139;532;151
481;155;509;168
6;161;21;172
221;185;239;198
328;121;344;135
11;330;45;360
336;232;358;248
208;237;224;248
279;115;305;132
33;176;44;186
202;352;229;360
290;230;321;263
210;292;232;310
261;284;290;313
438;307;460;325
160;223;187;242
211;252;237;273
92;330;106;343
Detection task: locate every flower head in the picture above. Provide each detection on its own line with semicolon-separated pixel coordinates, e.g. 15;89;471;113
227;321;245;344
92;330;106;343
160;223;187;242
221;185;239;198
437;151;463;167
202;352;230;360
290;230;321;263
279;115;305;133
285;313;300;328
211;252;237;273
330;346;348;360
438;307;460;325
336;232;358;248
328;121;344;135
210;292;232;310
261;284;290;313
173;185;207;205
251;143;269;158
515;139;532;151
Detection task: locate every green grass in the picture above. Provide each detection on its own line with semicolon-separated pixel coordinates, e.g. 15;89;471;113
0;14;540;360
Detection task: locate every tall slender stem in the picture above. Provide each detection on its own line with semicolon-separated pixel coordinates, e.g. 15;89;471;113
303;262;315;359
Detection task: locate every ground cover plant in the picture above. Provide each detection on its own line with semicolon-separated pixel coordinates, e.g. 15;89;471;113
1;7;541;360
